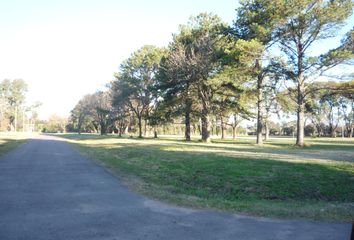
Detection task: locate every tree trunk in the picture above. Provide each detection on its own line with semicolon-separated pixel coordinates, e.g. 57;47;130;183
296;82;305;146
331;129;336;138
144;119;147;137
264;117;269;141
14;106;17;132
197;123;201;136
315;124;321;137
92;122;99;133
329;125;337;138
220;115;226;140
185;99;191;141
296;41;305;147
154;126;158;138
78;122;82;134
201;108;210;142
138;116;143;138
256;60;263;145
100;123;106;135
232;126;237;140
256;90;263;145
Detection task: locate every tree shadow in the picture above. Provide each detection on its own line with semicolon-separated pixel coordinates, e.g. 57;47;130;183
0;137;28;156
71;139;354;204
57;133;354;162
33;135;354;220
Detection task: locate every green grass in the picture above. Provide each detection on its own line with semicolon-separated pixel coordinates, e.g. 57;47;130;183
59;133;354;222
0;132;30;156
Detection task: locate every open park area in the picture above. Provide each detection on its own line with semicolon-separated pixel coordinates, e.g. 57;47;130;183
0;133;352;240
1;0;354;239
59;134;354;222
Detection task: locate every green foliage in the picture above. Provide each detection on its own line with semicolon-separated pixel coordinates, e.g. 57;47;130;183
42;114;67;133
0;79;28;131
0;79;27;106
112;45;166;138
70;5;353;144
234;0;287;43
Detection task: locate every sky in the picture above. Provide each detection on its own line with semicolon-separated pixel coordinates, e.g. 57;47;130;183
0;0;238;119
0;0;352;120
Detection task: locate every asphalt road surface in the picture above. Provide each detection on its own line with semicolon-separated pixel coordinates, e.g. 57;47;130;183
0;135;352;240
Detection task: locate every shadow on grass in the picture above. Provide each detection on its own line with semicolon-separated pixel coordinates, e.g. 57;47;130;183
0;138;27;156
58;133;354;162
59;133;354;221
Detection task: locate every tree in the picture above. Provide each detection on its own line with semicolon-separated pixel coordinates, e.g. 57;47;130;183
112;45;165;138
146;101;171;138
71;94;93;134
304;80;354;137
43;114;67;133
274;0;353;145
158;38;198;141
113;100;130;137
175;13;227;142
233;0;285;145
307;96;326;137
321;93;341;137
25;101;42;132
91;91;115;135
0;79;28;131
210;69;252;140
339;96;353;138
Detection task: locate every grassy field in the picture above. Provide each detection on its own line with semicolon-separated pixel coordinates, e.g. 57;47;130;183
0;132;31;156
59;134;354;222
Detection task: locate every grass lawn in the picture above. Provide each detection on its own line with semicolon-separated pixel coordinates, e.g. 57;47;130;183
59;133;354;222
0;132;31;156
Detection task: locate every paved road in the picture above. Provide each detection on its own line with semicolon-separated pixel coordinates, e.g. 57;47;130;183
0;135;352;240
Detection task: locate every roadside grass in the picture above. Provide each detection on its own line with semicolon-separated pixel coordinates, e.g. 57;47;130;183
0;132;31;156
59;133;354;221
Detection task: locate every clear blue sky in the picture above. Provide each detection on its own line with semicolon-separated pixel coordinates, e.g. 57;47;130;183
0;0;352;119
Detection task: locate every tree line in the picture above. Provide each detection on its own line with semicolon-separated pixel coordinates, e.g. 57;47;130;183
0;79;41;132
69;0;354;146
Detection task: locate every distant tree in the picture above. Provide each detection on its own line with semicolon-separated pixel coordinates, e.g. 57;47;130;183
70;94;93;134
25;101;42;132
306;80;354;137
210;70;252;140
336;80;354;137
146;101;171;138
307;97;326;137
43;114;67;133
339;96;353;138
321;93;341;137
0;79;28;131
112;45;166;138
227;113;247;140
91;91;116;135
113;101;130;137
